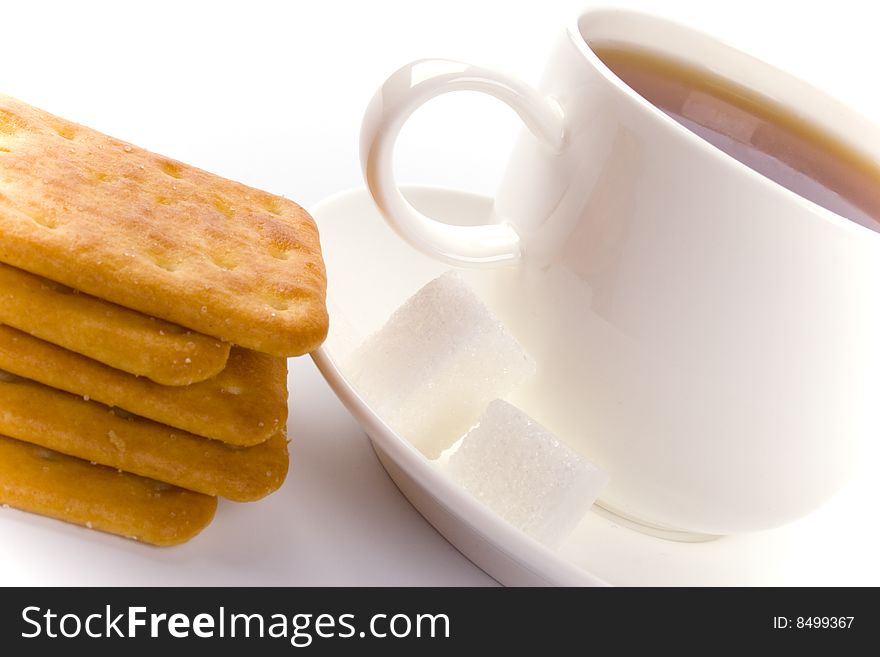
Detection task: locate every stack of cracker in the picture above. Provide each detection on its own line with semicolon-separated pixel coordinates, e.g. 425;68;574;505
0;96;328;545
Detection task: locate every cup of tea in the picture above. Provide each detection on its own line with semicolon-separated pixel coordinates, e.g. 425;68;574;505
360;8;880;535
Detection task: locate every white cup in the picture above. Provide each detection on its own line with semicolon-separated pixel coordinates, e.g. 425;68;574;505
360;8;880;535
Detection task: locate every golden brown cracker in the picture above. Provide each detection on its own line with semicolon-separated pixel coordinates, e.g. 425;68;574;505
0;95;327;357
0;325;285;445
0;434;216;546
0;262;230;385
0;374;289;501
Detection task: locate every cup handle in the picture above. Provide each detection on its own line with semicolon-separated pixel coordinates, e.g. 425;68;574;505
361;59;565;266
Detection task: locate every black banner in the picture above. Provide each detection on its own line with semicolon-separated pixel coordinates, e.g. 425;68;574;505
0;587;872;654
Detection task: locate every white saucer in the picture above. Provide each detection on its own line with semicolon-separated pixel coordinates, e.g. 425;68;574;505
311;185;880;587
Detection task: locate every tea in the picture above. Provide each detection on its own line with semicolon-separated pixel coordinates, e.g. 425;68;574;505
592;45;880;230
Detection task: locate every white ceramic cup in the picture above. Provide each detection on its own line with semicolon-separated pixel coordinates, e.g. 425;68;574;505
360;8;880;535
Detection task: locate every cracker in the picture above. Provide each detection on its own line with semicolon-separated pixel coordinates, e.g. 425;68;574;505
0;325;285;445
0;262;230;385
0;374;289;502
0;95;328;357
0;434;216;546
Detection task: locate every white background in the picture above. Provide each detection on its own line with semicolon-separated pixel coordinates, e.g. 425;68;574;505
1;0;878;585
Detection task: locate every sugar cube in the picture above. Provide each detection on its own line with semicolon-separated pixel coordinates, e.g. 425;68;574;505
346;272;534;459
447;399;608;548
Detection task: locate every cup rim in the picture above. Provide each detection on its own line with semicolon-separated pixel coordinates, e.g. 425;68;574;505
566;7;880;242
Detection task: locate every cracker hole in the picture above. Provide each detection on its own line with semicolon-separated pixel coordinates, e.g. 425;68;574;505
94;171;114;183
268;244;293;260
213;196;235;218
155;195;174;205
54;124;77;140
268;299;289;311
158;160;183;178
152;255;183;273
257;195;282;216
280;287;311;301
26;208;59;229
0;109;28;135
210;252;238;270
